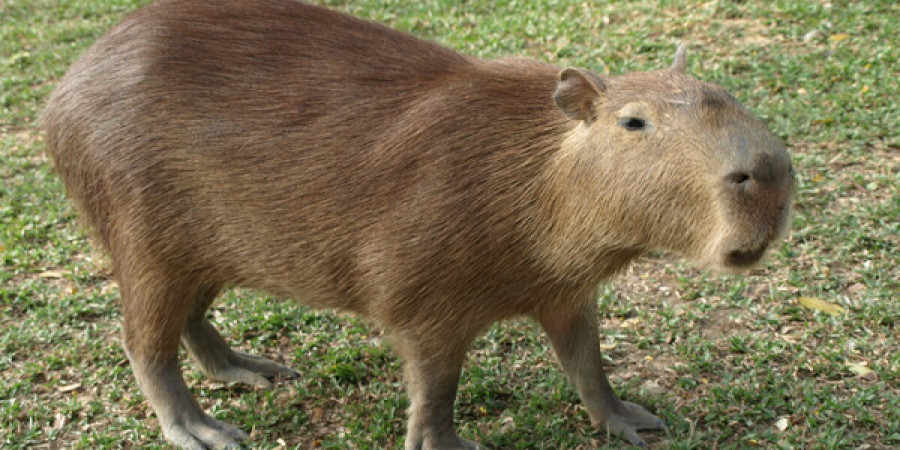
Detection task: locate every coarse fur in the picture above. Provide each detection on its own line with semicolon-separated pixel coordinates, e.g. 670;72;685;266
42;0;794;448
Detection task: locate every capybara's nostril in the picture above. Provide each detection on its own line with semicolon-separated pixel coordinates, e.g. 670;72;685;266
727;153;790;190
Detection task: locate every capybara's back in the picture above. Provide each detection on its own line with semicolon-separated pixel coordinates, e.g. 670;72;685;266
43;0;564;315
45;0;471;299
43;0;793;448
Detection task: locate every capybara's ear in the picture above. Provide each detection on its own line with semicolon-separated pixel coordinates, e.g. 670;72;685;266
670;43;688;73
553;67;608;124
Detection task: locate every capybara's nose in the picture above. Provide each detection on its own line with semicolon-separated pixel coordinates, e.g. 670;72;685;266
724;148;793;193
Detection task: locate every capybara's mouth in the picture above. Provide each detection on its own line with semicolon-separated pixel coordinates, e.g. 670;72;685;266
724;244;769;268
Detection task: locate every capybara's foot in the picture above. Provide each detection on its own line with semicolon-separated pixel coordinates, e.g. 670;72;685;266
161;411;249;450
453;437;482;450
182;317;299;388
602;401;667;447
405;434;482;450
204;350;300;388
128;353;252;449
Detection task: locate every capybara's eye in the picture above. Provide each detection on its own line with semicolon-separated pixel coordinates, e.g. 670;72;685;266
619;117;647;131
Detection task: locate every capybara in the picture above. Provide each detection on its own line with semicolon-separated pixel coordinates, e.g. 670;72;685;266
42;0;794;448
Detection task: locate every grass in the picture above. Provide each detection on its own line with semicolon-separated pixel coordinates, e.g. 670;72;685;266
2;0;898;448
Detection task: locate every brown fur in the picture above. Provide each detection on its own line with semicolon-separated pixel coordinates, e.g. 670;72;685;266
42;1;793;448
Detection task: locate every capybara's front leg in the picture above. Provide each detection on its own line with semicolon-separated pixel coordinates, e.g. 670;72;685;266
398;330;482;450
537;302;666;447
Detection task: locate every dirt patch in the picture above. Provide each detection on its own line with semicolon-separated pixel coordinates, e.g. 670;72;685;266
700;307;751;340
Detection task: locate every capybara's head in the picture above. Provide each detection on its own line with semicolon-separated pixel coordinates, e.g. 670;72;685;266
544;45;794;273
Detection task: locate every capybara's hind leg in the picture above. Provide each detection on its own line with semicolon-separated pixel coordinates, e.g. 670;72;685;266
120;271;248;449
181;286;299;388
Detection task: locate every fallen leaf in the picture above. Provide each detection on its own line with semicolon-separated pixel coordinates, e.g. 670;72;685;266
599;342;617;351
775;416;789;431
848;362;878;381
798;296;846;316
38;269;70;279
5;51;30;66
829;33;850;42
803;30;826;42
53;413;67;430
641;379;666;395
58;383;81;393
101;281;119;295
500;416;515;433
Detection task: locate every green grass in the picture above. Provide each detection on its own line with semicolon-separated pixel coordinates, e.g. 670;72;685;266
2;0;898;448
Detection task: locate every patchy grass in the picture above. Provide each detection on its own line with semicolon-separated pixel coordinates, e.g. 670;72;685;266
2;0;898;448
